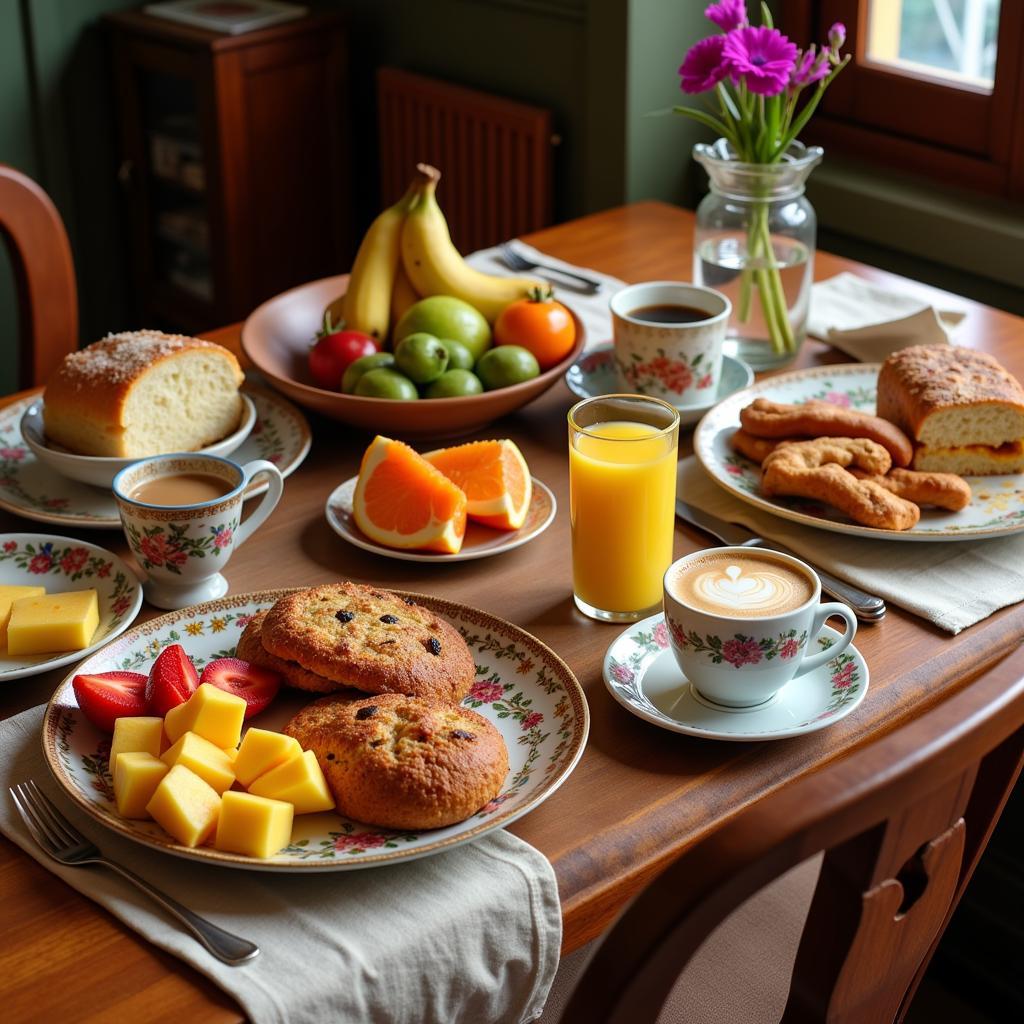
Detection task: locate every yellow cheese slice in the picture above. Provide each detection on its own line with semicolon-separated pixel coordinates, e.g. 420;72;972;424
7;589;99;655
0;585;46;649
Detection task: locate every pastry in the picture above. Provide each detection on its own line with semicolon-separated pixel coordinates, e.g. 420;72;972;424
729;429;792;464
739;398;914;468
848;467;972;511
261;582;475;702
761;437;920;530
876;345;1024;474
283;693;508;830
43;330;243;458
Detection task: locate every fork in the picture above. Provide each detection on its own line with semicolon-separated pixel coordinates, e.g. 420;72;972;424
10;781;260;965
498;242;604;294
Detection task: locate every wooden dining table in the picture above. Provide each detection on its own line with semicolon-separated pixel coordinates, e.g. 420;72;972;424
2;201;1023;1022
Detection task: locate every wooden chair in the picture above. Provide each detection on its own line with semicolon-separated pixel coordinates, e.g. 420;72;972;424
0;164;78;387
557;645;1024;1024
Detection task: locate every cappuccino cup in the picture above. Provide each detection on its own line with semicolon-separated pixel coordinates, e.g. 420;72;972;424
663;547;857;709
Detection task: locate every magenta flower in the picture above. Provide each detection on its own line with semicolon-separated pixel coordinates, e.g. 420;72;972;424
469;680;503;704
0;447;25;461
790;46;830;90
704;0;746;32
832;662;856;689
610;662;634;685
723;26;798;96
334;831;388;851
679;35;728;94
722;636;763;667
780;638;800;660
521;711;544;731
653;621;669;648
828;22;846;53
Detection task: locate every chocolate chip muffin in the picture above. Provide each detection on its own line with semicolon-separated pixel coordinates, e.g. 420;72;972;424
284;693;509;830
260;582;475;702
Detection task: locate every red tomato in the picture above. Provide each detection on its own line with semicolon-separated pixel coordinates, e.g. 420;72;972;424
494;288;576;370
309;313;378;390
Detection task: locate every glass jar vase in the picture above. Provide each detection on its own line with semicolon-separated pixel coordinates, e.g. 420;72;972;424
693;139;822;371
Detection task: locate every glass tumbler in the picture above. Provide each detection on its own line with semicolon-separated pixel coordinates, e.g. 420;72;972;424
568;395;680;622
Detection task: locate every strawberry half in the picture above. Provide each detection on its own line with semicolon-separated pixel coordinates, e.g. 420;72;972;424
146;643;199;716
199;657;281;718
72;671;148;733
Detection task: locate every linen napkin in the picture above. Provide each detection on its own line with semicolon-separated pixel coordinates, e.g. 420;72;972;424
0;705;561;1024
678;457;1024;634
468;242;623;349
808;272;966;362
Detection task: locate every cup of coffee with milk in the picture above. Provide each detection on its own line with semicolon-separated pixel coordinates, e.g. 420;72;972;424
663;547;857;709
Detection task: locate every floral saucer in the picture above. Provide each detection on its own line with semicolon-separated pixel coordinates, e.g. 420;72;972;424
0;382;311;530
0;533;142;680
565;344;754;427
603;614;868;741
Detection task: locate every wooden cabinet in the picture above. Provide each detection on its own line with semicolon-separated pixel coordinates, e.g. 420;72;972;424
107;11;349;333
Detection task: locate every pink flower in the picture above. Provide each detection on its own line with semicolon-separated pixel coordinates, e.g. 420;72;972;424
334;831;388;851
140;535;168;566
723;26;798;96
705;0;747;32
97;562;111;577
236;614;254;630
213;527;233;549
28;553;52;574
828;22;846;53
469;680;503;703
521;711;544;731
780;638;799;659
790;46;830;90
722;636;763;667
0;447;25;461
3;541;15;552
165;547;187;567
697;372;713;389
822;391;851;408
832;663;856;689
662;361;694;393
679;35;728;94
653;621;669;648
610;662;633;685
726;464;743;475
112;596;131;615
60;547;89;574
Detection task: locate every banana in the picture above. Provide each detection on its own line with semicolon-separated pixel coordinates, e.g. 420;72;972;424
401;164;543;323
341;183;418;342
390;261;420;329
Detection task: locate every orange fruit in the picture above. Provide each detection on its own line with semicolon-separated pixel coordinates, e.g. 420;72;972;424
424;439;532;531
353;436;467;553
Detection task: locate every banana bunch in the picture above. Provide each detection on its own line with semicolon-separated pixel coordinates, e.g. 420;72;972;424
336;164;544;341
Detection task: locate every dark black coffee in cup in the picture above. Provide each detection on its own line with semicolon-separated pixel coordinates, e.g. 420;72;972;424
628;303;710;324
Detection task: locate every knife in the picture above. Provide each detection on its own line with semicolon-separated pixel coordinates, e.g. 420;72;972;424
675;500;886;622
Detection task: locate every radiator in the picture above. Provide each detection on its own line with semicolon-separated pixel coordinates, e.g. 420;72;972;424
378;67;554;254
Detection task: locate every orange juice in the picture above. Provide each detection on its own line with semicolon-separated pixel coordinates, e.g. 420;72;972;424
569;419;678;617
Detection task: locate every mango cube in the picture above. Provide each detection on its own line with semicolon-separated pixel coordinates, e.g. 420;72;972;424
215;791;294;858
234;728;302;788
248;750;335;814
0;585;45;648
162;731;236;794
164;683;245;749
113;752;169;819
109;716;165;767
146;764;221;847
222;746;238;762
7;589;99;655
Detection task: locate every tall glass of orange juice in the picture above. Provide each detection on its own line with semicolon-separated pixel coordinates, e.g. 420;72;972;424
568;395;680;621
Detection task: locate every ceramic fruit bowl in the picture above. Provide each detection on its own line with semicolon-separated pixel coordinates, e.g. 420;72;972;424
21;394;257;489
241;276;586;439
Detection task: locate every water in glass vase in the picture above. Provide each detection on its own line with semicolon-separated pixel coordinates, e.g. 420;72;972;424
696;235;811;371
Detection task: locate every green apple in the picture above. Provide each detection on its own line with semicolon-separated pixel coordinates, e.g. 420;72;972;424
394;296;491;363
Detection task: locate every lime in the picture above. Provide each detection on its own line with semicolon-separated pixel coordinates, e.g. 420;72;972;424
394;333;449;384
342;352;395;394
394;296;491;363
475;345;540;390
424;369;484;398
354;368;419;400
438;337;475;371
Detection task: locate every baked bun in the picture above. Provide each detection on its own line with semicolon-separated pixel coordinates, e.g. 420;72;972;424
44;331;243;457
284;693;509;830
877;346;1024;474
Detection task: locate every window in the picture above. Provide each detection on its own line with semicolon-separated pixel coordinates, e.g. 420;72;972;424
783;1;1024;198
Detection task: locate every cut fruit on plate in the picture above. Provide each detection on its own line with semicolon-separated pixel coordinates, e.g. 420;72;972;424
353;436;467;553
424;439;533;530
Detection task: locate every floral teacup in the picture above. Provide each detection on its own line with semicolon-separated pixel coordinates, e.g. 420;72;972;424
113;454;283;610
611;282;730;405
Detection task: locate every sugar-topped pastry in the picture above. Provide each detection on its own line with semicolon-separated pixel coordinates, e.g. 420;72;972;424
43;330;243;458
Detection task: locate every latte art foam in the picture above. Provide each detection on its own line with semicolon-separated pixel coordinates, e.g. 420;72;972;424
669;553;814;618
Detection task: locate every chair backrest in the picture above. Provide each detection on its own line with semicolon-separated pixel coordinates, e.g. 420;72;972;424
560;645;1024;1024
0;164;78;388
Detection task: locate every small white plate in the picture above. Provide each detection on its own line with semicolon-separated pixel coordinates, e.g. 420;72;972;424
603;614;868;741
565;345;754;427
21;394;258;488
0;533;142;680
325;476;557;562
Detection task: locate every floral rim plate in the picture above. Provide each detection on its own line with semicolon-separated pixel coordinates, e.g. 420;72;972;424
0;534;142;680
324;477;557;563
694;363;1024;541
565;345;754;427
0;382;311;529
42;589;589;870
603;614;868;741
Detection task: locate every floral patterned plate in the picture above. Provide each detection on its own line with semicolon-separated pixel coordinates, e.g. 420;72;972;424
603;614;868;741
694;363;1024;541
565;345;754;427
0;382;311;530
0;533;142;680
325;477;557;563
42;589;589;870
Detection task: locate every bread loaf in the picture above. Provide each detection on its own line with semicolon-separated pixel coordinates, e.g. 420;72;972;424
44;331;244;458
877;346;1024;475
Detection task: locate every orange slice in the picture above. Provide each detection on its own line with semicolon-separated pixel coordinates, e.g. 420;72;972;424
424;439;532;531
353;436;467;553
